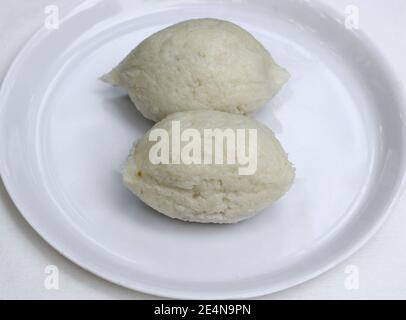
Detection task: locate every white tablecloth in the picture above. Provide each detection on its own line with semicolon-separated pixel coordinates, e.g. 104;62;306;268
1;0;406;299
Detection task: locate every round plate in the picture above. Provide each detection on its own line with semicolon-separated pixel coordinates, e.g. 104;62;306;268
1;0;405;299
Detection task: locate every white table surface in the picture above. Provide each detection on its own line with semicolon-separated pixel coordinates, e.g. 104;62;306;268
1;0;405;299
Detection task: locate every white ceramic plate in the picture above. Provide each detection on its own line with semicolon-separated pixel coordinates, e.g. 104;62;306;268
1;0;405;299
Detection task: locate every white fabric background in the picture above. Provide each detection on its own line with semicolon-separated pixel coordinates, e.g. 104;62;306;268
1;0;406;299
